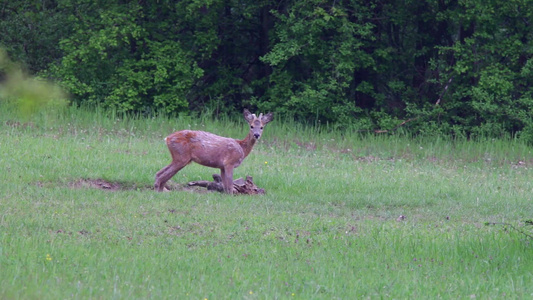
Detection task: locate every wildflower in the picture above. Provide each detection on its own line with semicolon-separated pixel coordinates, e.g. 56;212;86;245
264;161;268;165
249;291;253;295
46;254;52;261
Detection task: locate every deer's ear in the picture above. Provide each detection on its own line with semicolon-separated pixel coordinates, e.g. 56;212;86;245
243;109;252;121
261;112;274;125
243;109;255;123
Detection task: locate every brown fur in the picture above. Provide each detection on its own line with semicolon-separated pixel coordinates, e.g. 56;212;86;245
154;109;273;194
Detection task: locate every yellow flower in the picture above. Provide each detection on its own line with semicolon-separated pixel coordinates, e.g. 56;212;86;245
46;254;52;261
249;291;253;295
264;161;268;164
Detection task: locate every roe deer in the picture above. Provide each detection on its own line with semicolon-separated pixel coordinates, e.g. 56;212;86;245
154;109;273;194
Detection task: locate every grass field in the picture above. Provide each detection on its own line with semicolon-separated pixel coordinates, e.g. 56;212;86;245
1;104;533;299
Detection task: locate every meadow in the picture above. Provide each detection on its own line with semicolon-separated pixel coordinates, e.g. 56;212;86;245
1;104;532;299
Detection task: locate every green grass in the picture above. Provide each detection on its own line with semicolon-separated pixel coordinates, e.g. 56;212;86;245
1;104;533;299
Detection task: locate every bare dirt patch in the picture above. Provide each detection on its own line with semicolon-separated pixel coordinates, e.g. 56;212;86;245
69;178;124;191
67;178;203;193
66;177;265;194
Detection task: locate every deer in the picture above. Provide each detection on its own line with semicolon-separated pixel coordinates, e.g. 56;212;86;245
154;109;274;194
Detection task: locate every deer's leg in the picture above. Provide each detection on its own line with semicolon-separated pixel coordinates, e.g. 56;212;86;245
220;169;226;191
155;164;171;178
154;161;187;192
154;164;174;191
221;167;234;194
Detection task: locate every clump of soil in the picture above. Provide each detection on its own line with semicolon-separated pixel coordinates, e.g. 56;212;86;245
187;174;265;195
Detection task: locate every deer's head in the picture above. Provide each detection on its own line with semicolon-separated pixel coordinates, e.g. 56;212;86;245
244;109;273;140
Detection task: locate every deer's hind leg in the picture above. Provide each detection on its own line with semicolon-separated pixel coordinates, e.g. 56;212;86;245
154;159;189;192
155;164;171;178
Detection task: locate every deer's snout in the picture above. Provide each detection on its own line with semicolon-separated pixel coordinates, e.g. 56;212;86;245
254;133;261;139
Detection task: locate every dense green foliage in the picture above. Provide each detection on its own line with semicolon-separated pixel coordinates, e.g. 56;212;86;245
1;0;533;140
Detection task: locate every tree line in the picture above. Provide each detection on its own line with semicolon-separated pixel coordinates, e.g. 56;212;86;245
1;0;532;141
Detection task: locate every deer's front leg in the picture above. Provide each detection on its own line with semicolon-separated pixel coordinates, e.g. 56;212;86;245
221;167;234;194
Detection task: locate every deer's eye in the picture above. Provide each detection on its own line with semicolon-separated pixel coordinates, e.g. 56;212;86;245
260;127;263;129
250;126;254;129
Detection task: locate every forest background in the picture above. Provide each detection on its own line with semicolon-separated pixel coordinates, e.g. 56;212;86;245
1;0;532;141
